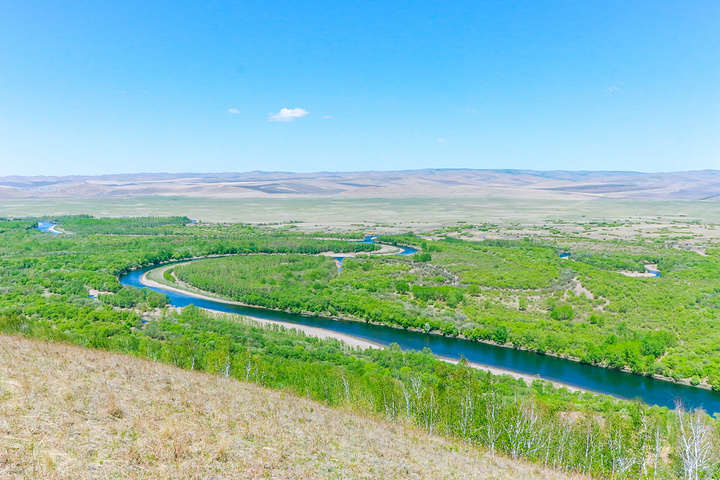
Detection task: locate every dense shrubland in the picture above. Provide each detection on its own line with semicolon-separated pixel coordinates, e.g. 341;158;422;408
47;214;193;235
1;216;719;478
173;235;720;390
2;216;719;385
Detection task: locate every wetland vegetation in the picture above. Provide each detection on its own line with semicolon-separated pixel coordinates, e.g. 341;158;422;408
1;215;719;478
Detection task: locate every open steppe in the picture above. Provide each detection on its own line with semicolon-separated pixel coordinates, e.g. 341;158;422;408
0;335;582;479
2;170;720;237
2;169;719;201
3;195;720;235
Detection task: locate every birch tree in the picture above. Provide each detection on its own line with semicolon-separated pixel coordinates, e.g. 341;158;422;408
482;387;502;454
675;402;717;480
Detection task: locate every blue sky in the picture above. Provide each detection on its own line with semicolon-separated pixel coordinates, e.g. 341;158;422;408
1;1;718;175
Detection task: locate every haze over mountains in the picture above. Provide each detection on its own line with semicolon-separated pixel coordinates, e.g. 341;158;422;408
1;169;718;201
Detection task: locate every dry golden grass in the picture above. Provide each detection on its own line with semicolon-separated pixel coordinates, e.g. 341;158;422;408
0;335;585;479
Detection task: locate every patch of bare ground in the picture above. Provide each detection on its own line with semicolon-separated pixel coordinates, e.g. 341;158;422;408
0;335;584;479
618;270;657;278
569;277;593;300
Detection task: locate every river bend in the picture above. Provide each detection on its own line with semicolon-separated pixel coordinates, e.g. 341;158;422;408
120;255;720;414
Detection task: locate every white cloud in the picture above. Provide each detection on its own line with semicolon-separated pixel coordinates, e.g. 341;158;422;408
322;115;334;120
269;108;309;122
228;108;240;114
437;138;447;143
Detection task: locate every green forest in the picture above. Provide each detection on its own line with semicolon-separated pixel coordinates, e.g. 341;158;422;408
0;215;719;478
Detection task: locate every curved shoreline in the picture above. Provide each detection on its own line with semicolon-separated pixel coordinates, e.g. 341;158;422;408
141;267;383;351
139;265;586;393
129;256;715;398
318;242;403;257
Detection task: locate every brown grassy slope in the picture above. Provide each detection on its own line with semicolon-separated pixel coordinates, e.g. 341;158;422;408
0;335;584;479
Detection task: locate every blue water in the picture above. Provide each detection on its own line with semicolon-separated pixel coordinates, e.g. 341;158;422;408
37;222;59;234
120;261;720;414
332;237;417;272
361;236;417;255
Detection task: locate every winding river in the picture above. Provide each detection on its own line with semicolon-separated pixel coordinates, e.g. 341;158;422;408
36;224;720;411
119;265;720;415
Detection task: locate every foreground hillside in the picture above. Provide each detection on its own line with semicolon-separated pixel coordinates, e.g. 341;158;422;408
0;335;581;479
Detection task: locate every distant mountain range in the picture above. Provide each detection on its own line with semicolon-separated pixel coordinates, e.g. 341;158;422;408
1;169;718;201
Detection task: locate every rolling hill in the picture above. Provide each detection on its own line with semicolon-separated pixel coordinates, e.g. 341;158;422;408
1;169;718;201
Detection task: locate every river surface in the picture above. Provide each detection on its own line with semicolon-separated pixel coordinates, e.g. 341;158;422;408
120;261;720;414
37;222;59;234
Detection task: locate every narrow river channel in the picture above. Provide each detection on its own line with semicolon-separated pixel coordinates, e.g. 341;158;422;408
120;257;720;415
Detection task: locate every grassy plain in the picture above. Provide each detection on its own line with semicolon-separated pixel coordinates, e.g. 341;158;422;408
2;196;720;231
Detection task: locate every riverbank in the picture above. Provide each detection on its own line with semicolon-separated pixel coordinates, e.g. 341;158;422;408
318;242;402;257
119;251;720;412
142;267;381;350
145;264;384;349
134;256;717;395
140;265;587;393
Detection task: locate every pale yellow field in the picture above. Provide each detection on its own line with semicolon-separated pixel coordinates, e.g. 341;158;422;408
2;195;719;233
0;335;584;479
